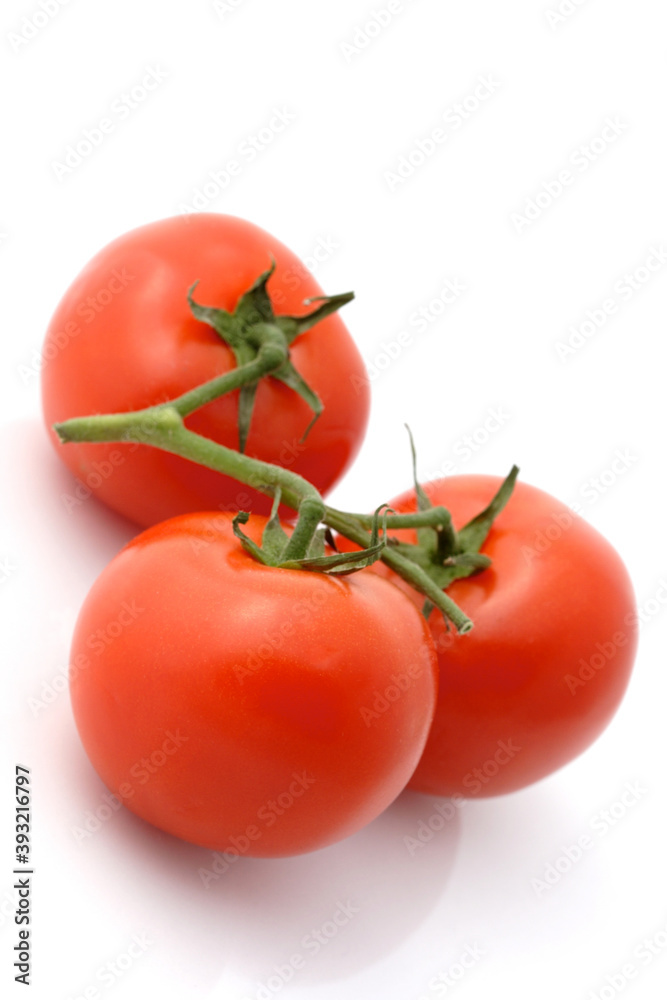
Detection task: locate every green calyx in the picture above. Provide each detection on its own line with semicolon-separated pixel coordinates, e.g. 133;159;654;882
233;490;389;575
385;429;519;616
187;260;354;452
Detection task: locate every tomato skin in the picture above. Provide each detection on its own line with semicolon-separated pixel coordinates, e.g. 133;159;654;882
69;512;437;855
341;476;638;797
41;214;370;527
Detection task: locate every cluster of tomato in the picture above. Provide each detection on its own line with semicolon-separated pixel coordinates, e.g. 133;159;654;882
41;214;637;858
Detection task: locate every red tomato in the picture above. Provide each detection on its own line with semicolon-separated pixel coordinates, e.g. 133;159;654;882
41;214;369;527
69;512;437;855
340;476;638;797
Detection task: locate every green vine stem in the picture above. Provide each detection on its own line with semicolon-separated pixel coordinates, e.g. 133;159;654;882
173;324;288;419
330;505;456;535
281;496;326;563
54;405;474;633
321;507;474;633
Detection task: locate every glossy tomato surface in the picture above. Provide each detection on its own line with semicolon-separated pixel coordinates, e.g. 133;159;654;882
42;214;370;526
341;476;638;797
69;512;437;855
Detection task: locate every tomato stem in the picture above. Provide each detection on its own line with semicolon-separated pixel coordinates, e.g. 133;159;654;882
281;497;326;561
331;505;456;535
185;265;353;451
172;325;288;420
53;406;475;632
322;509;473;633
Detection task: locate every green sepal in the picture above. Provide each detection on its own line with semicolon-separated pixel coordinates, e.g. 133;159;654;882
232;511;273;565
385;433;520;603
405;425;436;554
443;552;492;572
457;465;520;553
186;282;240;346
406;425;433;514
389;512;505;592
280;543;384;574
187;265;354;452
260;488;291;561
232;262;276;332
282;505;389;575
232;501;388;576
403;426;460;565
271;361;323;442
305;527;327;561
274;291;355;344
237;382;259;454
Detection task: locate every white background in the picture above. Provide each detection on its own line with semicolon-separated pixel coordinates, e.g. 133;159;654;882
1;0;666;998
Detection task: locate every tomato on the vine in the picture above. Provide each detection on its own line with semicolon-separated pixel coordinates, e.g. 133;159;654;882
41;214;370;527
340;475;638;797
69;511;437;855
